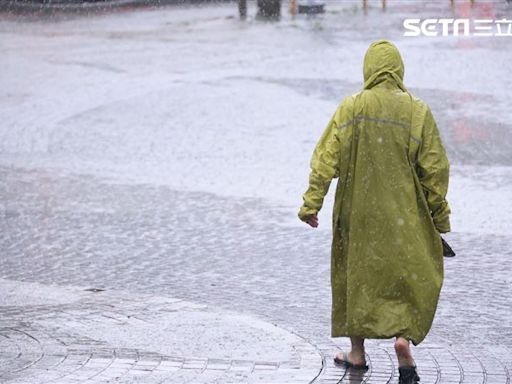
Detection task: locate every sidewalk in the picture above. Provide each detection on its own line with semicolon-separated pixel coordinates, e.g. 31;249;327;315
0;279;322;383
2;275;510;383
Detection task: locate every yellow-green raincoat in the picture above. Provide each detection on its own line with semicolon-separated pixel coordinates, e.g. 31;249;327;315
298;40;451;345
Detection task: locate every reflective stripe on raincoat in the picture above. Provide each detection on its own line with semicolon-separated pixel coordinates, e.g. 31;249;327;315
298;40;451;345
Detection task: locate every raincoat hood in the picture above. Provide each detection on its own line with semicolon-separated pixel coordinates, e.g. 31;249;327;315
363;40;406;92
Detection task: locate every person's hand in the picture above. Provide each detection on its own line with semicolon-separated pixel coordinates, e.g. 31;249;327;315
305;214;318;228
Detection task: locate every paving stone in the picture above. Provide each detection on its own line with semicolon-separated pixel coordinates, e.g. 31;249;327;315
0;163;511;384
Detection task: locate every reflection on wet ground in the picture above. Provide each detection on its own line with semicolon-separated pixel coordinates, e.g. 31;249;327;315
249;75;512;166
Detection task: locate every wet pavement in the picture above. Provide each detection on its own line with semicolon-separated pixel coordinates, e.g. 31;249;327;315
1;1;512;383
1;165;511;383
0;278;322;384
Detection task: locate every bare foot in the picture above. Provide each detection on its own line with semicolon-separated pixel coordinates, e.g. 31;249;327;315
394;337;415;367
335;351;366;366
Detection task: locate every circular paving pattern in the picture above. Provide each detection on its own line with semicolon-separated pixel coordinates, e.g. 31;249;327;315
1;321;511;384
0;282;323;384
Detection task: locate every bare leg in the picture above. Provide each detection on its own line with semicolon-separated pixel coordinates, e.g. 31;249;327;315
335;336;366;365
394;337;415;367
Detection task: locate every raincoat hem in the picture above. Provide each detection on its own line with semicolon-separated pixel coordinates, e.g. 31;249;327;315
330;330;425;346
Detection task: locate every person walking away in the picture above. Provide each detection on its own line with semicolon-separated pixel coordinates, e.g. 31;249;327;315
298;40;451;384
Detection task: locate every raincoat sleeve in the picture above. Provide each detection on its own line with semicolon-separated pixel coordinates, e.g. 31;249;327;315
298;110;341;221
416;107;451;233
